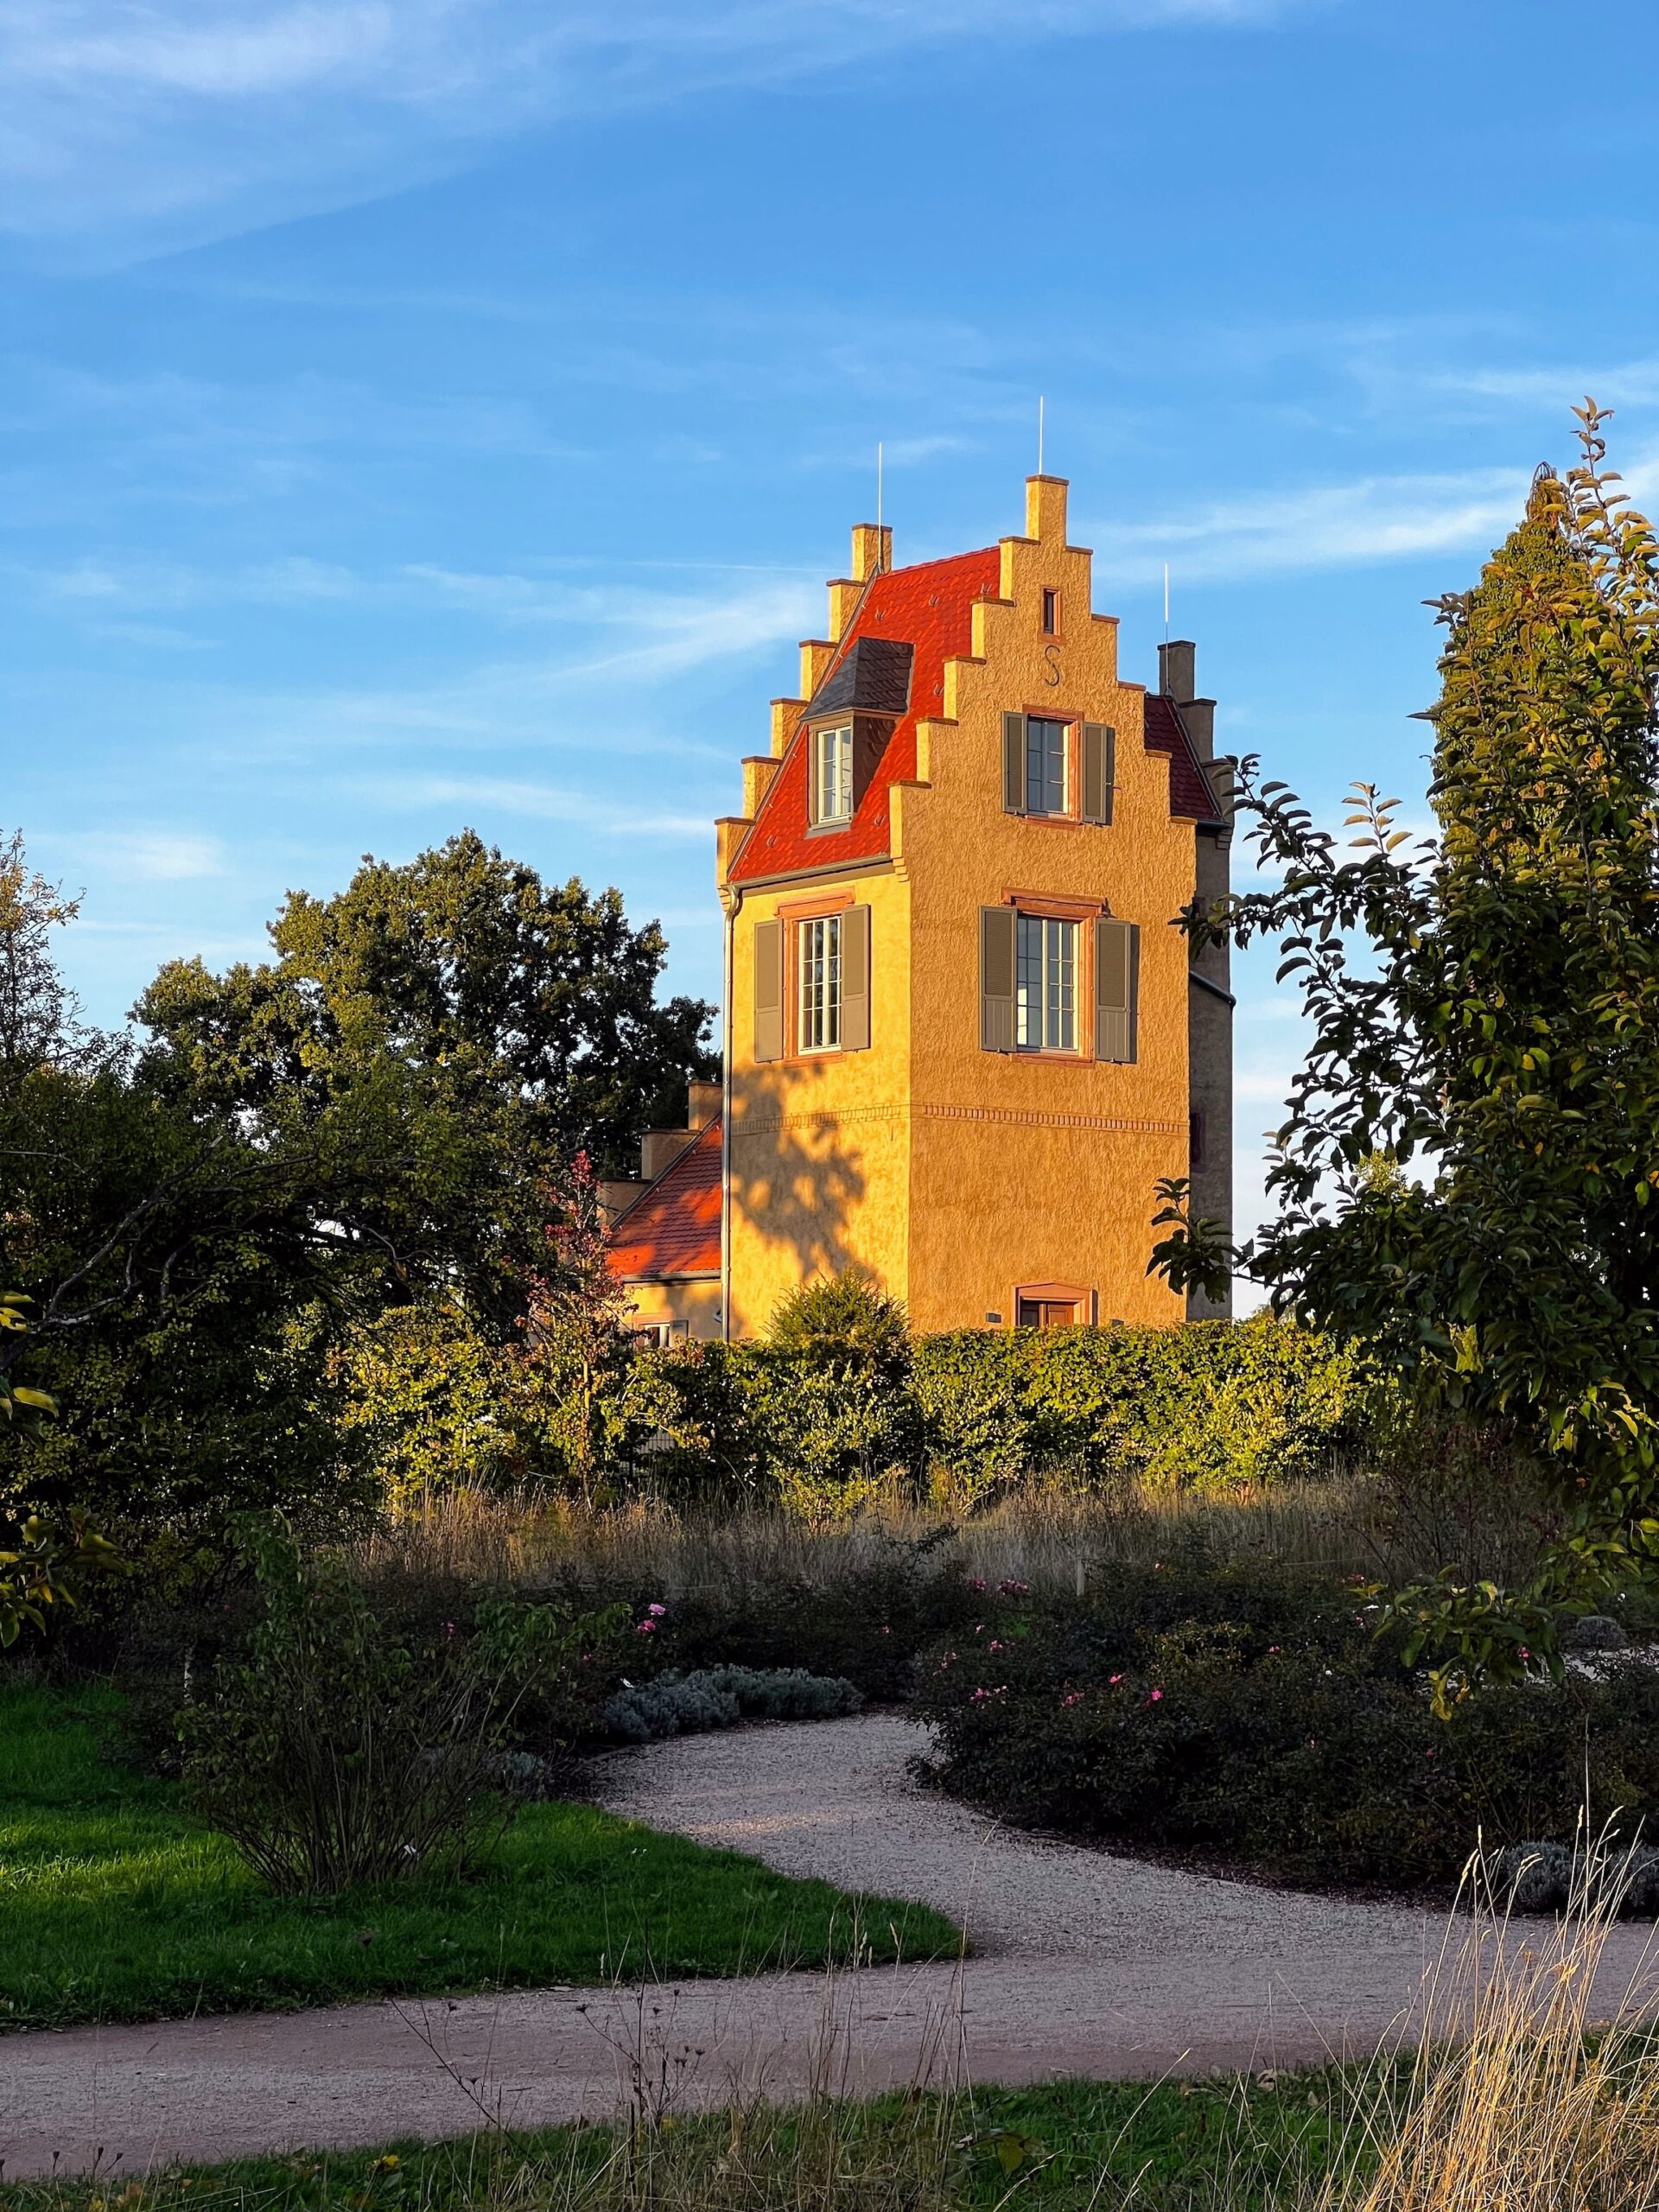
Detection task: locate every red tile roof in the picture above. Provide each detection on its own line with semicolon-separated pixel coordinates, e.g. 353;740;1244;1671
729;550;1224;880
607;1116;721;1280
728;547;1002;884
1143;692;1225;824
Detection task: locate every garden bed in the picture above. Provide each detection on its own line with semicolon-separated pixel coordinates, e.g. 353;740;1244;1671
911;1560;1659;1897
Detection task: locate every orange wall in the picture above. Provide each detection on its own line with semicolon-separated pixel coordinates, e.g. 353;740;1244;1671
721;475;1191;1340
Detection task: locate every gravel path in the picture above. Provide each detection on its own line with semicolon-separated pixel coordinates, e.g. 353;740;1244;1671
6;1713;1656;2180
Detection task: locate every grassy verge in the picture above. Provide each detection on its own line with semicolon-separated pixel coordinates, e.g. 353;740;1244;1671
0;1684;959;2031
0;2071;1369;2212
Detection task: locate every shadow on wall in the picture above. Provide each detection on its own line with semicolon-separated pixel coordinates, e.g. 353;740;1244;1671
733;1058;874;1304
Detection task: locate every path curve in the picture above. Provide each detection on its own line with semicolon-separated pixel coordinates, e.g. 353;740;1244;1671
5;1714;1655;2178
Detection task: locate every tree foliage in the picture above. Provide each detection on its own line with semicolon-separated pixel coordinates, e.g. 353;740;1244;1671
137;833;716;1321
1154;407;1659;1687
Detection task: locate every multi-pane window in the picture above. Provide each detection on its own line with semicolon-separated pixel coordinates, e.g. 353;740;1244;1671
1015;914;1076;1052
1024;716;1068;815
798;915;842;1051
814;723;854;823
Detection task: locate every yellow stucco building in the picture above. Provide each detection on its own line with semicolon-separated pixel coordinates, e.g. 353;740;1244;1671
607;472;1233;1340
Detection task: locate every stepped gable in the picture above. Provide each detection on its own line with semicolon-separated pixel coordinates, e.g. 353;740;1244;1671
728;546;1001;883
1143;692;1225;825
607;1115;721;1280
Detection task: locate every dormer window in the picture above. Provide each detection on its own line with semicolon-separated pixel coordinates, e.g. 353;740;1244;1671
813;722;854;825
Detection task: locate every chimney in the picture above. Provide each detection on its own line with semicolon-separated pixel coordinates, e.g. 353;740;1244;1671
1025;474;1068;543
1159;638;1216;761
1159;639;1196;702
687;1080;722;1130
850;523;892;582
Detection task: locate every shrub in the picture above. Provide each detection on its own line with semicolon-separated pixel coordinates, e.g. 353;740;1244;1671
912;1315;1376;1504
594;1524;980;1700
912;1562;1659;1891
180;1518;621;1893
600;1663;862;1744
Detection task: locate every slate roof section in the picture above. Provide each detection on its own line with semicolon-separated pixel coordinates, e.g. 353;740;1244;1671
806;634;914;719
728;547;1003;884
1143;692;1227;826
607;1116;721;1280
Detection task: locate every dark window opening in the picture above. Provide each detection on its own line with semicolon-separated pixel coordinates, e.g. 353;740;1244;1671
1017;1296;1080;1329
1190;1109;1206;1170
1041;588;1060;635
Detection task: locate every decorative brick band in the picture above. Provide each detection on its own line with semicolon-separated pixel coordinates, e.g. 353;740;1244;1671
735;1102;1180;1139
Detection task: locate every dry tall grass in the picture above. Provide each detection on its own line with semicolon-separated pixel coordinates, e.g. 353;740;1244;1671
351;1456;1551;1606
1330;1842;1659;2212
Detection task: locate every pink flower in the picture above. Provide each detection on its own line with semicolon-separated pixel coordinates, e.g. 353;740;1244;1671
1109;1674;1124;1687
646;1603;667;1618
969;1578;987;1593
1061;1692;1083;1707
1148;1688;1164;1704
1268;1645;1281;1655
635;1620;657;1636
989;1639;1004;1652
997;1580;1029;1597
1518;1646;1531;1660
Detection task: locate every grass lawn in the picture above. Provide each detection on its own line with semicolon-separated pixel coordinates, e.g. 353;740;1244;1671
0;1683;960;2031
0;2072;1370;2212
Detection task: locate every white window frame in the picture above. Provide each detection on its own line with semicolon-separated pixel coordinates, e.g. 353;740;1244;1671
813;722;854;824
798;914;842;1052
1015;913;1077;1052
1024;716;1069;817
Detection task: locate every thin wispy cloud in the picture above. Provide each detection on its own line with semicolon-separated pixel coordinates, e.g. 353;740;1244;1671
62;830;232;880
0;0;1310;254
380;773;710;842
1084;448;1659;587
23;554;818;663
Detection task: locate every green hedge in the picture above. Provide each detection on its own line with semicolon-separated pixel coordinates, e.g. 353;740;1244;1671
627;1315;1374;1512
911;1562;1659;1891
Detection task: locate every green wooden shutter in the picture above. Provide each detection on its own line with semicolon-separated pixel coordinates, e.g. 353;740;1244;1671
1095;917;1139;1062
1002;712;1026;814
981;906;1016;1051
753;919;784;1062
840;904;871;1051
1082;723;1116;824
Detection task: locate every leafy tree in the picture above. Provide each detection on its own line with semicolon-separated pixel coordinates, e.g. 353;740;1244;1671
137;833;716;1322
1154;406;1659;1692
0;836;359;1544
514;1151;641;1497
0;832;88;1077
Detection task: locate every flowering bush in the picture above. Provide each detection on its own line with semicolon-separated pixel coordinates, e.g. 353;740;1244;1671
912;1561;1659;1892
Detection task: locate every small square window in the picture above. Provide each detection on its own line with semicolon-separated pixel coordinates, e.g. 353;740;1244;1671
813;724;854;824
1041;588;1060;635
1024;716;1068;816
1017;1296;1080;1328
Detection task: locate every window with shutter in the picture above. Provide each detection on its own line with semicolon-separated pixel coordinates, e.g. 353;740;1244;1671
840;904;871;1051
980;906;1016;1051
753;919;783;1062
1015;914;1077;1051
1081;723;1116;825
798;915;842;1052
1095;917;1139;1062
1024;717;1068;815
1002;712;1026;813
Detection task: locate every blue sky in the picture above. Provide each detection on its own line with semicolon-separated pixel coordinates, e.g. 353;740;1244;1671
5;0;1659;1265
